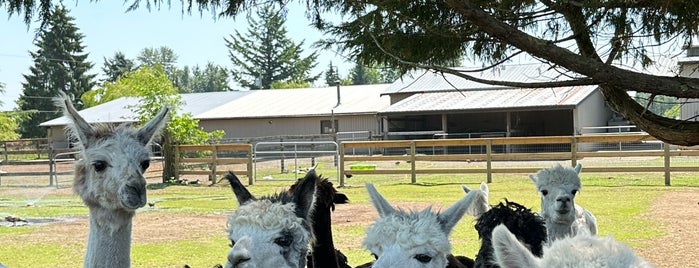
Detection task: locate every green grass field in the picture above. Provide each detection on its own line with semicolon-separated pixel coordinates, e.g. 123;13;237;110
0;164;696;267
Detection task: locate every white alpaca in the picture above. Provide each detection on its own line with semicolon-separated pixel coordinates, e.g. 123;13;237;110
57;93;169;268
462;182;490;218
223;171;316;268
491;224;655;268
362;183;481;268
530;163;597;243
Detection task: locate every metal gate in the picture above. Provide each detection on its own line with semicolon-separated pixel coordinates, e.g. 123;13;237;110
253;141;339;183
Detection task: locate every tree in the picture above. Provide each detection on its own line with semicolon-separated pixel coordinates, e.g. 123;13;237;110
113;65;224;182
102;51;135;83
0;83;20;140
324;61;340;86
349;62;381;85
224;3;319;90
9;1;699;145
16;5;96;138
137;46;180;83
189;63;231;92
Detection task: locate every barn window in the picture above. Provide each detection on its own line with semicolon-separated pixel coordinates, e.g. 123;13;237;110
321;120;339;134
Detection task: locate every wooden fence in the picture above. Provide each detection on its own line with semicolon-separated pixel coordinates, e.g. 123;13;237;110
338;134;699;186
175;144;253;185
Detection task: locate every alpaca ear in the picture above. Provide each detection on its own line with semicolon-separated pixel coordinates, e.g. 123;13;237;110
461;184;471;193
226;171;256;205
55;92;94;149
480;182;489;197
291;172;317;219
136;107;169;146
438;187;479;233
366;183;396;217
492;224;541;268
573;163;582;174
528;174;538;184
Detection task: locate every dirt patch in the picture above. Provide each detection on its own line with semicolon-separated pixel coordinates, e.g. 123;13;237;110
635;188;699;268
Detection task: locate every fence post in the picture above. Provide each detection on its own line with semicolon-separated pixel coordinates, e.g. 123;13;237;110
571;136;578;167
410;141;416;184
664;142;671;186
339;143;345;187
49;150;55;186
486;140;492;183
247;144;254;185
174;145;180;182
210;145;218;184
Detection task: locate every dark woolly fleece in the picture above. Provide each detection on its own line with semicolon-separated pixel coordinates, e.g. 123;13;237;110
473;200;547;268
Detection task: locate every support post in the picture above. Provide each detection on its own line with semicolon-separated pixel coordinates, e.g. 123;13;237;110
486;140;493;183
664;142;671;186
410;141;417;184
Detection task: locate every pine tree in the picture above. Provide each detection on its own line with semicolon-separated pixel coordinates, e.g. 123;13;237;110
349;62;381;85
324;61;340;86
17;5;96;138
102;51;135;83
224;4;319;90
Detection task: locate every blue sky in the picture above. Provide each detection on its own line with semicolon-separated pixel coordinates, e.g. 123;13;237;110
0;1;353;111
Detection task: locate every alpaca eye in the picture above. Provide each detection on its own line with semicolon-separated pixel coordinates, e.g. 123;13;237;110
93;160;108;172
414;254;432;263
229;240;235;248
571;189;578;195
140;160;150;170
541;190;548;196
274;234;293;247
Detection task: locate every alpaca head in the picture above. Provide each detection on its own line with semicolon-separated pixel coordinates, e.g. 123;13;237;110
473;200;547;268
362;183;478;268
224;171;316;268
491;224;655;268
57;93;168;220
462;182;490;218
529;163;582;224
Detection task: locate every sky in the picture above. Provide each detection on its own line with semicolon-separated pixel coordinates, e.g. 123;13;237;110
0;1;353;111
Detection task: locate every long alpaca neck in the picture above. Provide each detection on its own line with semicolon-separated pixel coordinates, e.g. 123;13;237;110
84;207;134;268
545;218;573;242
311;205;341;267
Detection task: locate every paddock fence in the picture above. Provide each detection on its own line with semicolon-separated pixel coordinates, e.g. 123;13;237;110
338;134;699;187
174;144;253;185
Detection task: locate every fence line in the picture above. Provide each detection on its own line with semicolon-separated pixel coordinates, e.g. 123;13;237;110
338;134;699;186
175;144;253;185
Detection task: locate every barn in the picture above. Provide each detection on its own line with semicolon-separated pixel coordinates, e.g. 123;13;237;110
378;63;617;141
40;84;391;149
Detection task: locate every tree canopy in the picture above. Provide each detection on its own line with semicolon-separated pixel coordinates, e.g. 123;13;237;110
224;3;319;89
16;5;95;138
6;0;699;144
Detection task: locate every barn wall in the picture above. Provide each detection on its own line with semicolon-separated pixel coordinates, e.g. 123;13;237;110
199;114;381;140
575;89;613;134
679;61;699;121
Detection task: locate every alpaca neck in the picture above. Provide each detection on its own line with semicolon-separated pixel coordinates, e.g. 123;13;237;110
84;206;134;268
310;204;340;267
545;218;573;242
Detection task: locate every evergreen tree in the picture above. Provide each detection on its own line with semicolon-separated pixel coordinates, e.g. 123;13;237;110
324;61;340;86
137;46;180;85
189;63;231;92
224;4;319;90
349;62;381;85
102;51;135;83
17;5;95;138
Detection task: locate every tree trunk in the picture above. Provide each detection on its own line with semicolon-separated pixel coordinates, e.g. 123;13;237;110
161;132;177;183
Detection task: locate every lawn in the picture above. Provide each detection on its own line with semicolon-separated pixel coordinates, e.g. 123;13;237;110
0;163;696;267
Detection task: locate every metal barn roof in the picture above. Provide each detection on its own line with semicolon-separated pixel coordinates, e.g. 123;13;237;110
40;91;251;126
380;85;598;114
383;64;581;95
41;84;390;126
196;84;390;119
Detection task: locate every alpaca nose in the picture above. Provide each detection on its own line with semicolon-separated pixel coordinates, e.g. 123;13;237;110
228;237;252;267
556;195;571;204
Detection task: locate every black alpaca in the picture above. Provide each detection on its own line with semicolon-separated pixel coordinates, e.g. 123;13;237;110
289;170;351;268
473;200;547;268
